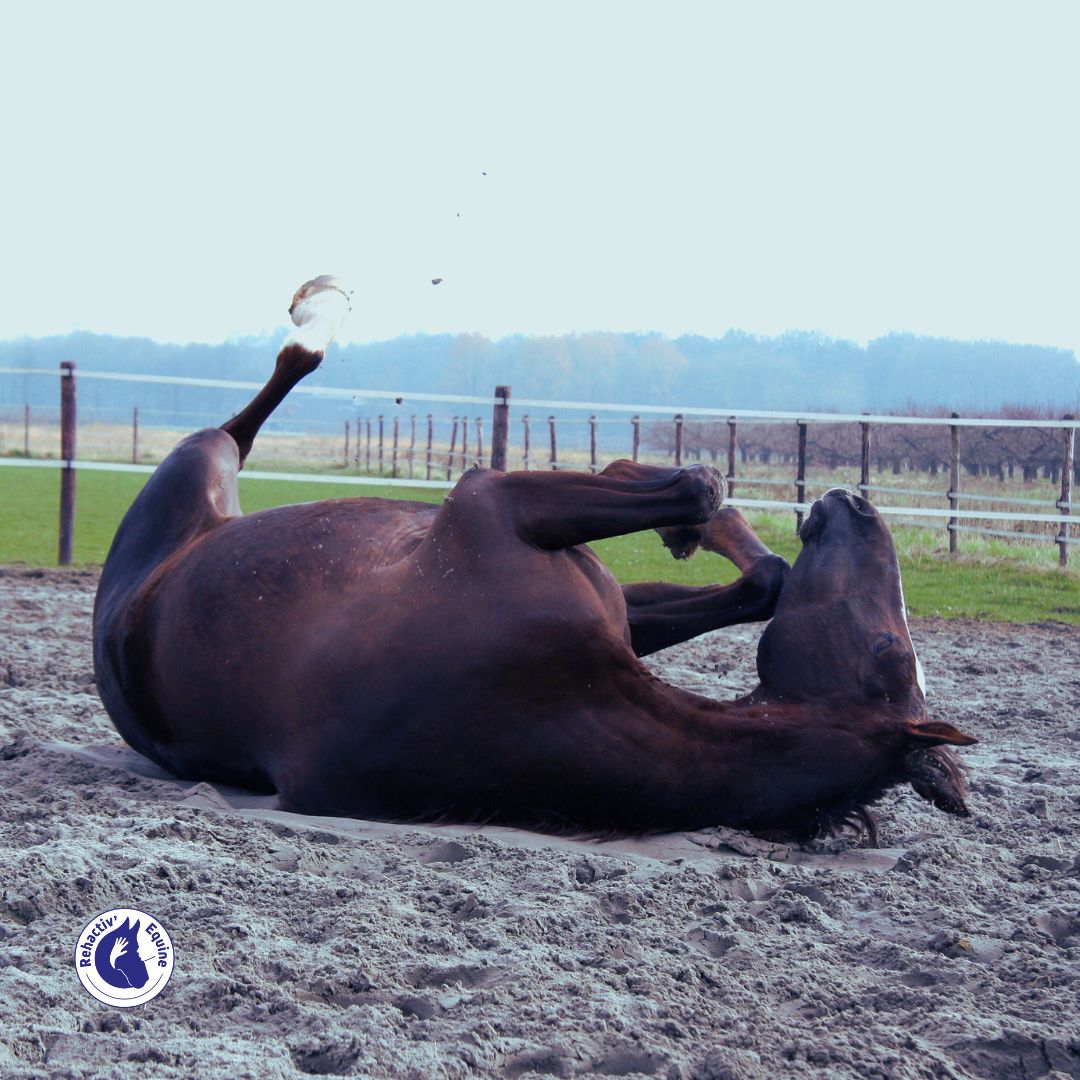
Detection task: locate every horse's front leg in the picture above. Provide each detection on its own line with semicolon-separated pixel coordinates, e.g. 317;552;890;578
499;460;724;550
623;508;788;656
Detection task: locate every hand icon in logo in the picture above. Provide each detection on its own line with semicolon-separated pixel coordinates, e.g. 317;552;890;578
109;937;128;969
93;920;150;991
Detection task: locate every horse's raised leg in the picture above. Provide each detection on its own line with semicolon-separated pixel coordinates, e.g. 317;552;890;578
222;276;351;465
623;508;789;656
220;342;323;466
492;459;724;550
96;277;347;599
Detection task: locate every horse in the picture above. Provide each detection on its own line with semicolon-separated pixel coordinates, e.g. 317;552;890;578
93;277;974;841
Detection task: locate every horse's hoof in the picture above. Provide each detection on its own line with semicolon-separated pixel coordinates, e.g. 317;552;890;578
285;275;352;353
289;275;351;322
683;464;726;521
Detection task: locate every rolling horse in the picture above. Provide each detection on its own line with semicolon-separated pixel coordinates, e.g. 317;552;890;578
93;277;975;841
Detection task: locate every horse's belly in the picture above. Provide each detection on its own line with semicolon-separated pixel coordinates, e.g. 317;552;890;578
121;513;635;799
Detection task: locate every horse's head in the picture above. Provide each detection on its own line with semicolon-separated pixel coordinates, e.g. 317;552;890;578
755;488;975;819
94;918;151;990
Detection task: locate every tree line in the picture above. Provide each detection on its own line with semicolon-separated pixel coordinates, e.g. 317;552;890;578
2;328;1077;428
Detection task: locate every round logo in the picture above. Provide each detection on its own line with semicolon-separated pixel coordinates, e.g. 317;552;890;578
74;908;175;1007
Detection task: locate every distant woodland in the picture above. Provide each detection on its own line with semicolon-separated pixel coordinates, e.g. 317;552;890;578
2;329;1078;429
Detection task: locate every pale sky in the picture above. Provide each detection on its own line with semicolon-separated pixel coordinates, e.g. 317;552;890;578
1;0;1076;357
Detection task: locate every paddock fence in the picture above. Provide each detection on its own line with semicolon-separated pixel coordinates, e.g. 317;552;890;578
1;364;1076;567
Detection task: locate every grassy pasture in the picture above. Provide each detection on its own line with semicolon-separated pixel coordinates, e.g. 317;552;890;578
1;465;1077;624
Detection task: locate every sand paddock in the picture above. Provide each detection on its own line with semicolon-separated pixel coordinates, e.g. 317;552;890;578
1;565;1078;1079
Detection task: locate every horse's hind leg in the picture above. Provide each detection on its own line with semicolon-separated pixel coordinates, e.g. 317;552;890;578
104;337;318;581
496;459;724;550
220;342;322;466
98;277;345;595
623;509;789;656
222;275;349;464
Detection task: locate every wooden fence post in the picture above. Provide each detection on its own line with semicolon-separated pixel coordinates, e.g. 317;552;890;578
726;417;737;498
860;418;871;500
631;416;640;462
343;420;350;468
23;403;30;457
365;418;372;472
355;417;362;467
391;416;399;478
548;416;558;469
795;421;807;533
408;415;416;478
674;414;684;466
58;362;77;565
1059;415;1075;568
491;385;510;471
949;412;960;553
425;415;433;480
447;417;459;480
461;417;469;472
589;416;598;472
132;406;139;464
475;417;484;467
522;415;531;470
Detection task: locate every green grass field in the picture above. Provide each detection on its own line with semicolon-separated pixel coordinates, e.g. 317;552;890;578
2;465;1077;624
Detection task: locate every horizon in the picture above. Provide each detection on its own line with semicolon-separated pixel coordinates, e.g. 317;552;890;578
2;2;1077;358
5;322;1077;421
3;322;1079;364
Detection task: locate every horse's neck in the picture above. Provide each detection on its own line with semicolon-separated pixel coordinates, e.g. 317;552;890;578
638;681;881;828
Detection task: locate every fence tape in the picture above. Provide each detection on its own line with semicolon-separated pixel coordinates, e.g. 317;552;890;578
3;366;1078;429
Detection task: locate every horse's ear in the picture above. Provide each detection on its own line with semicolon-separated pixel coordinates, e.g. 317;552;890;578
905;720;977;747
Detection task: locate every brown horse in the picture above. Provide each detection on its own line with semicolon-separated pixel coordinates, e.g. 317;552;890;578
93;279;974;840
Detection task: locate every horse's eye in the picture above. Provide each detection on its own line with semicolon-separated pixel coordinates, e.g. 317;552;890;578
871;633;898;657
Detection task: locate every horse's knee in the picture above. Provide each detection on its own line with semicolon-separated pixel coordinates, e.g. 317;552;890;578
680;464;726;523
746;554;789;616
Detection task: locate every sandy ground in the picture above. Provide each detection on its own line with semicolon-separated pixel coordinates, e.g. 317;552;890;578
1;565;1079;1080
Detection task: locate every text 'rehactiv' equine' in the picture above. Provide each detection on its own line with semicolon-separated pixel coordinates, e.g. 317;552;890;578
93;277;976;843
